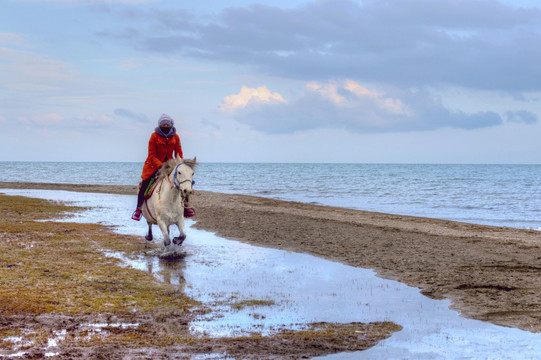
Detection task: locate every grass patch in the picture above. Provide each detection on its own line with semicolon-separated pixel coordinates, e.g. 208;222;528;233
0;194;198;350
230;299;275;310
0;195;196;316
211;322;402;358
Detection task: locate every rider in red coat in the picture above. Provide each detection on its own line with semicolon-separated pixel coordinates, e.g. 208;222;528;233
132;114;194;220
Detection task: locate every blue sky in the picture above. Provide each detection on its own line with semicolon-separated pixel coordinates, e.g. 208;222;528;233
2;0;541;163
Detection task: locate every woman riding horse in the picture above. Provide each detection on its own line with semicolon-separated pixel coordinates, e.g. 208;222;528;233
132;113;195;221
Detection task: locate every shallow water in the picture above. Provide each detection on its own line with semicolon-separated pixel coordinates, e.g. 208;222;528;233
2;188;541;359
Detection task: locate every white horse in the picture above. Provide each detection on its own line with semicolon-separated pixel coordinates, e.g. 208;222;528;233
141;157;197;247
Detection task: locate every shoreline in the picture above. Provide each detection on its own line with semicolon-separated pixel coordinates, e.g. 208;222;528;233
1;181;541;332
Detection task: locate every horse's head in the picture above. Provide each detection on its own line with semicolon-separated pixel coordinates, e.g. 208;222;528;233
172;157;197;198
158;157;198;199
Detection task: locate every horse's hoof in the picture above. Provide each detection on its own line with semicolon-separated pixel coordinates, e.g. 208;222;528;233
145;234;153;241
173;235;186;246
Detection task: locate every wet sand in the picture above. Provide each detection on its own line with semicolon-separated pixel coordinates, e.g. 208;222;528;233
1;181;540;332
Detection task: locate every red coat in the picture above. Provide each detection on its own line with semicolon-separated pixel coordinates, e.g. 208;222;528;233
141;132;183;180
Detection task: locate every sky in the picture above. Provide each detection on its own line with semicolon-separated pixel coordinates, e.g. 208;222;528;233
2;0;541;163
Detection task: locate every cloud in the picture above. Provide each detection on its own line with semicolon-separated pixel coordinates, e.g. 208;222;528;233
0;47;78;93
307;80;412;115
200;118;221;130
0;33;22;46
0;41;139;114
222;80;536;134
18;113;114;134
505;110;538;124
106;0;541;92
25;113;64;126
0;45;121;105
114;108;148;123
220;85;286;112
21;0;158;3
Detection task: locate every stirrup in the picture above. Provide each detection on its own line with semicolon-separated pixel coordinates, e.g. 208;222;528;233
132;209;142;221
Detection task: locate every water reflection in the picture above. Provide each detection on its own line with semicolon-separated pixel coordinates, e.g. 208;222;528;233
159;257;186;286
104;250;187;289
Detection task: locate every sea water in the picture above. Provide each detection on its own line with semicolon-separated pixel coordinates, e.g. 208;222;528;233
1;162;540;229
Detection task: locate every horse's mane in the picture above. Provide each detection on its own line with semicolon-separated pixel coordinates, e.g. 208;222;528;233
157;157;198;181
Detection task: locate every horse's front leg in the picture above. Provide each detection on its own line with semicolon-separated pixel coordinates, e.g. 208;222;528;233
173;216;186;246
157;220;171;247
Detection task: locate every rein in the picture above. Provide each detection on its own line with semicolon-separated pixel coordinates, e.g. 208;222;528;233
166;162;192;192
144;200;157;222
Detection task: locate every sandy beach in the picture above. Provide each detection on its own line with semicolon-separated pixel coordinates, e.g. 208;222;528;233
1;181;540;333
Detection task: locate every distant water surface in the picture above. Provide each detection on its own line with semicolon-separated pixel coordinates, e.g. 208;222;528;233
1;162;540;229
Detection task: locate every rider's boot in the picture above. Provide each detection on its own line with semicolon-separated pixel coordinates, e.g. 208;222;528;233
132;208;142;221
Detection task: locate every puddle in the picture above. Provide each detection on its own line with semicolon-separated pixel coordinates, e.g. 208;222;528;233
1;336;29;359
3;189;541;359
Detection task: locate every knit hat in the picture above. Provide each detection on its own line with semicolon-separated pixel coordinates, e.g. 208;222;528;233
158;114;174;127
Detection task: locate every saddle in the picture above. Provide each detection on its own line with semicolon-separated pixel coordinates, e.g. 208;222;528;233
139;178;159;199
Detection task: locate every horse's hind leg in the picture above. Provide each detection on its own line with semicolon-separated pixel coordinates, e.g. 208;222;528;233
145;222;153;241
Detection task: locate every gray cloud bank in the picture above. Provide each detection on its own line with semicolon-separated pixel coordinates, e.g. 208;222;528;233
97;0;539;133
101;0;541;92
